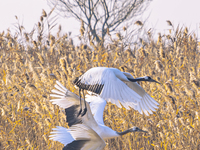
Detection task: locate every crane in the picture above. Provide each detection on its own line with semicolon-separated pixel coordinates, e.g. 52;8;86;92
73;67;160;116
50;81;148;150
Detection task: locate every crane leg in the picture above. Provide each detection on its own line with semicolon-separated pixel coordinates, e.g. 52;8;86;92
77;88;82;117
81;89;87;117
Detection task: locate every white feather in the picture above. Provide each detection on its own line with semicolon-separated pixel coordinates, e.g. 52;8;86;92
69;125;106;150
56;80;68;91
55;84;66;94
86;95;107;125
49;126;74;145
123;72;159;115
77;67;142;110
49;81;117;138
49;81;148;150
50;125;106;150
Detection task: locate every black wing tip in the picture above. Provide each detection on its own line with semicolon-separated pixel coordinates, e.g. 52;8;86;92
65;105;82;127
63;140;89;150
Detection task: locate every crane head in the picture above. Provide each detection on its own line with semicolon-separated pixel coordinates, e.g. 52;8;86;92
127;76;160;84
142;76;160;84
117;126;148;136
130;127;148;133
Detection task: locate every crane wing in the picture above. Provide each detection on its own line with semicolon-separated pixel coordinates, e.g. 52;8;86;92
50;81;99;128
123;72;159;116
86;94;107;125
49;126;74;145
50;125;106;150
76;67;142;111
66;124;106;150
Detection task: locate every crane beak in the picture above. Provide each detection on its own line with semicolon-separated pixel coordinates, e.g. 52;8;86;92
149;79;160;84
138;128;148;133
131;127;148;133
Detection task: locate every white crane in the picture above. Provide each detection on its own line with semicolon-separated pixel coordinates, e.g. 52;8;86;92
50;81;148;150
73;67;160;116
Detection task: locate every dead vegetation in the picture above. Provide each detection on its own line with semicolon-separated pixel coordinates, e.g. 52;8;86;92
0;12;200;150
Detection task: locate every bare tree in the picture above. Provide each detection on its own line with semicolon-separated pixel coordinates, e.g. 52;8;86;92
47;0;150;45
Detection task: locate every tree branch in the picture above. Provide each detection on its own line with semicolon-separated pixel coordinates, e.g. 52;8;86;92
47;0;149;44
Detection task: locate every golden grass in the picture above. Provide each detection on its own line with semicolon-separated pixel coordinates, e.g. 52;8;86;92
0;21;200;150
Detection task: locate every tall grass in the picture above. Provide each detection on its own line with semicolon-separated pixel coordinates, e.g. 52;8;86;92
0;13;200;149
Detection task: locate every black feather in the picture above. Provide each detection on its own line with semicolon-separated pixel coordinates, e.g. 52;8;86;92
74;77;104;94
65;105;82;127
63;140;89;150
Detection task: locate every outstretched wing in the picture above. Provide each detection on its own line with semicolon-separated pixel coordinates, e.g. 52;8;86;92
75;67;142;111
50;81;98;128
86;94;107;125
50;125;106;150
50;81;106;150
123;72;159;116
65;124;106;150
63;140;90;150
49;126;74;146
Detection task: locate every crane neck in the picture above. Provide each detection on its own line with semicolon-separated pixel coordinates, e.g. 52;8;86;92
116;129;132;136
127;77;146;82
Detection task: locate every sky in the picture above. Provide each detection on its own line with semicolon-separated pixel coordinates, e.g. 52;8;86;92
145;0;200;35
0;0;200;40
0;0;50;32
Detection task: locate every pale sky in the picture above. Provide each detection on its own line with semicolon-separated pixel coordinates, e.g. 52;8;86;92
145;0;200;34
0;0;50;32
0;0;200;39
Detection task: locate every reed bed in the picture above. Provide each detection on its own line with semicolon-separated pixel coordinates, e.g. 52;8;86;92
0;16;200;150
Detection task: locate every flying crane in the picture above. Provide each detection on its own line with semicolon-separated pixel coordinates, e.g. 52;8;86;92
74;67;160;116
50;81;148;150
